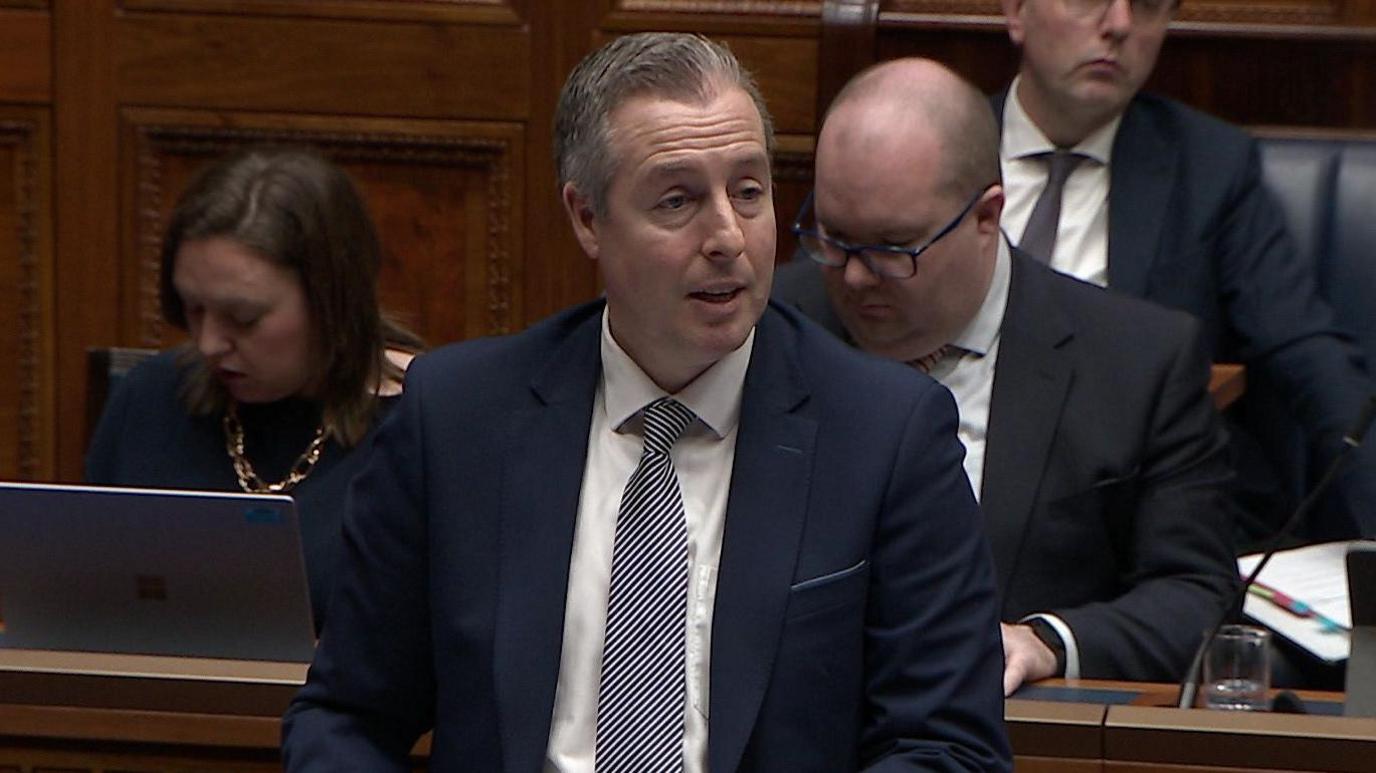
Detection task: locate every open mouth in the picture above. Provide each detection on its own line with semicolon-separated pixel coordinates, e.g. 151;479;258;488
690;288;742;304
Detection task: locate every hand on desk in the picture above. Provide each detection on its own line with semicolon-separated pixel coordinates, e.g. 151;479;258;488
1001;622;1058;696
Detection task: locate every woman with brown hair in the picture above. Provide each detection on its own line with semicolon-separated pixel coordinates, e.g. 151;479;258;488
86;146;424;632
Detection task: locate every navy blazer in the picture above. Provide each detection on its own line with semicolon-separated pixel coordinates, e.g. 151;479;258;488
997;89;1376;539
282;301;1011;772
771;252;1239;680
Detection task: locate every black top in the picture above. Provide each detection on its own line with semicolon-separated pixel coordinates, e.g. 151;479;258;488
85;349;397;633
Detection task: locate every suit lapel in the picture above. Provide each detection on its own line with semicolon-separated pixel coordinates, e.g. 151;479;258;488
982;254;1073;606
709;309;816;773
1107;99;1177;296
494;310;601;773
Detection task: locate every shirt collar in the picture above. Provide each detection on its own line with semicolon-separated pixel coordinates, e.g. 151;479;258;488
949;236;1011;357
599;308;754;440
1002;75;1122;166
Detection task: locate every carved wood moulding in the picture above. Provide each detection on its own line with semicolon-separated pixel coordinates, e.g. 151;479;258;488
126;113;522;350
121;0;523;25
0;117;44;480
1176;0;1340;26
880;0;1344;28
614;0;821;15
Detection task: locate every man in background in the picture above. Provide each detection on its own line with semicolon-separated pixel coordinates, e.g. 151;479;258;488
283;33;1010;770
998;0;1376;540
778;57;1237;693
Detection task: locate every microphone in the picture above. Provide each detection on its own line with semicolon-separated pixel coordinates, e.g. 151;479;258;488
1176;395;1376;709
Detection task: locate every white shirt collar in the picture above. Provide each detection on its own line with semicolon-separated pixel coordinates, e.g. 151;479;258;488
599;308;754;440
1002;75;1122;166
948;236;1012;357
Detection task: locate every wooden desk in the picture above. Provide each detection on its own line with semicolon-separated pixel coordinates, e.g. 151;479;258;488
1006;697;1105;772
1014;679;1376;772
0;649;300;771
2;666;1371;771
1105;704;1376;772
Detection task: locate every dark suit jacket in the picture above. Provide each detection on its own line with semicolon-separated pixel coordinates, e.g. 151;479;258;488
987;252;1237;680
771;251;1239;681
282;300;1011;772
996;89;1376;540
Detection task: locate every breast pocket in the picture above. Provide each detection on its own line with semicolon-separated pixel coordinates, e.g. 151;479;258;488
785;559;869;622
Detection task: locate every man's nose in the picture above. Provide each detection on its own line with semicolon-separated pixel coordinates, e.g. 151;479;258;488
702;194;746;261
841;251;882;288
1101;0;1134;37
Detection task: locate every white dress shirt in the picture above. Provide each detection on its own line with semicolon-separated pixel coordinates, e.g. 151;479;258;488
544;310;753;772
1000;77;1121;288
930;237;1083;677
928;237;1010;498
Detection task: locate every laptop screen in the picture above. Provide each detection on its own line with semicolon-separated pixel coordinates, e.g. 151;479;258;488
0;482;316;662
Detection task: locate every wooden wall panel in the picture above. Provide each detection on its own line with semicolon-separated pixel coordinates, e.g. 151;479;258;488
20;0;1376;482
119;109;524;348
0;8;51;104
115;13;530;120
867;24;1376;129
773;134;816;264
0;107;53;482
882;0;1353;25
124;0;523;24
54;3;127;481
48;2;561;480
608;0;820;17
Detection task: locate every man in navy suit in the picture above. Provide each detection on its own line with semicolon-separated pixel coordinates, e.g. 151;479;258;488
776;57;1236;693
282;33;1010;771
996;0;1376;540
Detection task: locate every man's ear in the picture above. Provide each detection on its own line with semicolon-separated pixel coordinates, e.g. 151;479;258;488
974;184;1006;236
561;182;600;260
1003;0;1027;45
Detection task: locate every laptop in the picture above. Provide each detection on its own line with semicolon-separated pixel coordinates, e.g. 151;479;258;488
0;482;316;663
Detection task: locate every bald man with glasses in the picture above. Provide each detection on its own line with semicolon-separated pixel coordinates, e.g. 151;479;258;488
774;57;1239;694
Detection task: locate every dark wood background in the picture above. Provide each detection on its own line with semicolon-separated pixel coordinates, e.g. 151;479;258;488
3;0;1374;484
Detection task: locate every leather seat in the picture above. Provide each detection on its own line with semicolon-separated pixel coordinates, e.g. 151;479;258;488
1250;134;1376;515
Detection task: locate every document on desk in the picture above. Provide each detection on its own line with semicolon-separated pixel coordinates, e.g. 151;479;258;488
1238;541;1375;663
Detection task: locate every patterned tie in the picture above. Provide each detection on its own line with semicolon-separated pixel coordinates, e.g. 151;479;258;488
595;397;697;773
908;344;967;374
1019;149;1088;264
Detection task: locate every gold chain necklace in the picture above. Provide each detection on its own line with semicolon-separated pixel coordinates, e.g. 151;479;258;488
222;402;327;494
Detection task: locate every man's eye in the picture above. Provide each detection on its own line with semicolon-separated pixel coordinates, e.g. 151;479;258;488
658;194;688;210
735;185;763;201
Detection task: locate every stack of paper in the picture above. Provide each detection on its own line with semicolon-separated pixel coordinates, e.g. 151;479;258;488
1238;540;1376;663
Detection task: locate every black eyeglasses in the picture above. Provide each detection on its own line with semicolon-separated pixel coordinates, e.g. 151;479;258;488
790;186;988;280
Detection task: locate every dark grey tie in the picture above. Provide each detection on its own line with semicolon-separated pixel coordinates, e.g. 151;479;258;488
1019;150;1088;263
595;397;697;773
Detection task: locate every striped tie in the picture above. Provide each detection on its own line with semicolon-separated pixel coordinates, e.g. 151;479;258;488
595;397;697;773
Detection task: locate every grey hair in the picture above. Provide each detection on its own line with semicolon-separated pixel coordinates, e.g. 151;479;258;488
554;32;776;214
